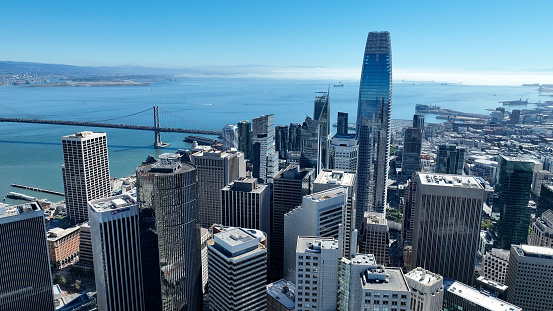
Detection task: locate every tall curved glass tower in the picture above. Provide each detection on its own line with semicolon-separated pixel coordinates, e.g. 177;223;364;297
356;31;392;224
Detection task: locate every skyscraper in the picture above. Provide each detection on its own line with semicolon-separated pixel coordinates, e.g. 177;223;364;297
252;114;279;184
356;31;392;215
62;131;111;225
136;157;202;310
288;122;302;152
222;124;238;150
88;193;144;311
402;127;423;178
275;124;289;160
208;227;268;311
0;202;55;310
237;120;252;160
358;212;389;266
537;183;553;217
404;267;444;311
410;173;484;285
435;144;465;175
494;155;534;249
314;92;330;169
299;116;321;172
336;112;349;136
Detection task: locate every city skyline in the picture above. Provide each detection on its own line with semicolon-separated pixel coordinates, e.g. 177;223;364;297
1;2;552;85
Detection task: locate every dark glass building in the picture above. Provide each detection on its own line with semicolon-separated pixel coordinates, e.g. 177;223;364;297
337;112;349;136
494;155;534;249
435;144;466;175
356;31;392;215
313;92;330;169
136;158;202;311
237;120;252;160
275;125;289;160
402;127;423;178
288;122;302;152
537;183;553;217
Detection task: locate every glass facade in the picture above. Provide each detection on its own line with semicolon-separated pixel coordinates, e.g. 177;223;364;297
356;31;392;217
314;93;330;169
494;156;534;249
435;144;466;175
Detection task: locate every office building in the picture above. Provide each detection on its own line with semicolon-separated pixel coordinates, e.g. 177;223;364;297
284;188;347;281
358;212;389;266
412;113;425;130
77;222;93;269
336;112;349;136
337;254;411;311
329;135;357;171
136;157;202;311
443;278;521;311
62;131;111;225
288;122;302;152
295;237;340;311
531;169;552;197
404;267;444;311
505;244;553;310
222;124;238;150
537;183;553;217
190;148;246;227
402;127;423;178
276;124;289;160
0;202;55;310
481;248;510;284
88;193;144;311
266;279;296;311
272;165;314;271
299;116;321;172
237;120;252;160
435;144;466;175
200;228;210;294
410;174;484;285
475;276;509;301
402;173;418;248
494;156;534;249
314;169;357;257
208;227;267;311
47;225;80;270
314;92;330;169
252;114;279;183
529;209;553;247
221;177;271;234
356;31;392;215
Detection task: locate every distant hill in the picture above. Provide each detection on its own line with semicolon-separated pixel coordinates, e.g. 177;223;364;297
0;61;181;76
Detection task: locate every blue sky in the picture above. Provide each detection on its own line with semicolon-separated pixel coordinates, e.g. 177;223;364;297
1;1;551;73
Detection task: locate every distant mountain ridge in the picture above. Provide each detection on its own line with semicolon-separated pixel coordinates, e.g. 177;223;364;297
0;61;181;76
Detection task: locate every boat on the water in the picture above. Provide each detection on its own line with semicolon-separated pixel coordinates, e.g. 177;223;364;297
501;99;528;105
333;82;344;87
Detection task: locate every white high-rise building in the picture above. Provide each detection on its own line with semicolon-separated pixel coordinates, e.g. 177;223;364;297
528;209;553;248
62;131;111;225
314;169;356;257
410;173;484;285
505;245;553;311
222;124;239;150
190;148;246;228
0;202;55;311
295;237;340;311
88;193;144;311
208;227;267;311
200;228;210;294
329;135;357;171
283;187;347;281
404;267;444;311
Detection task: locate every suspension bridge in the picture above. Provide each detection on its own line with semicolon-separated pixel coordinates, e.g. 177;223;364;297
0;105;222;148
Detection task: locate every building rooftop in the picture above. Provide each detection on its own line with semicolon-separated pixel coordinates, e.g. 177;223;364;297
266;279;295;310
47;226;80;241
361;267;409;293
0;201;42;220
350;254;377;266
63;131;105;140
304;187;347;203
444;279;521;311
314;169;356;187
137;158;195;175
224;177;267;193
516;244;553;258
419;173;483;189
88;193;136;213
405;267;443;287
296;236;339;254
212;227;266;258
363;212;387;226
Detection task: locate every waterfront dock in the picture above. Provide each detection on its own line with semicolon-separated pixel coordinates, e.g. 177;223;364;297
11;184;64;196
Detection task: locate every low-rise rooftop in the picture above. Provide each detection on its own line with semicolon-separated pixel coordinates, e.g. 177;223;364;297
266;279;295;310
444;279;521;311
419;173;482;189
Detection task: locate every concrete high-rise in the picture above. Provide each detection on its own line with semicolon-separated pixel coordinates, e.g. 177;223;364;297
528;209;553;248
62;131;111;225
0;202;55;310
88;193;144;311
358;212;389;266
283;187;347;281
494;155;534;249
136;157;202;311
222;124;238;150
314;92;330;169
190;148;246;227
252;114;279;183
237;120;252;160
405;268;444;311
356;31;392;215
221;177;271;234
329;135;357;171
208;227;267;311
435;144;465;175
505;244;553;311
410;173;484;285
480;248;510;285
272;165;314;273
443;278;521;311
